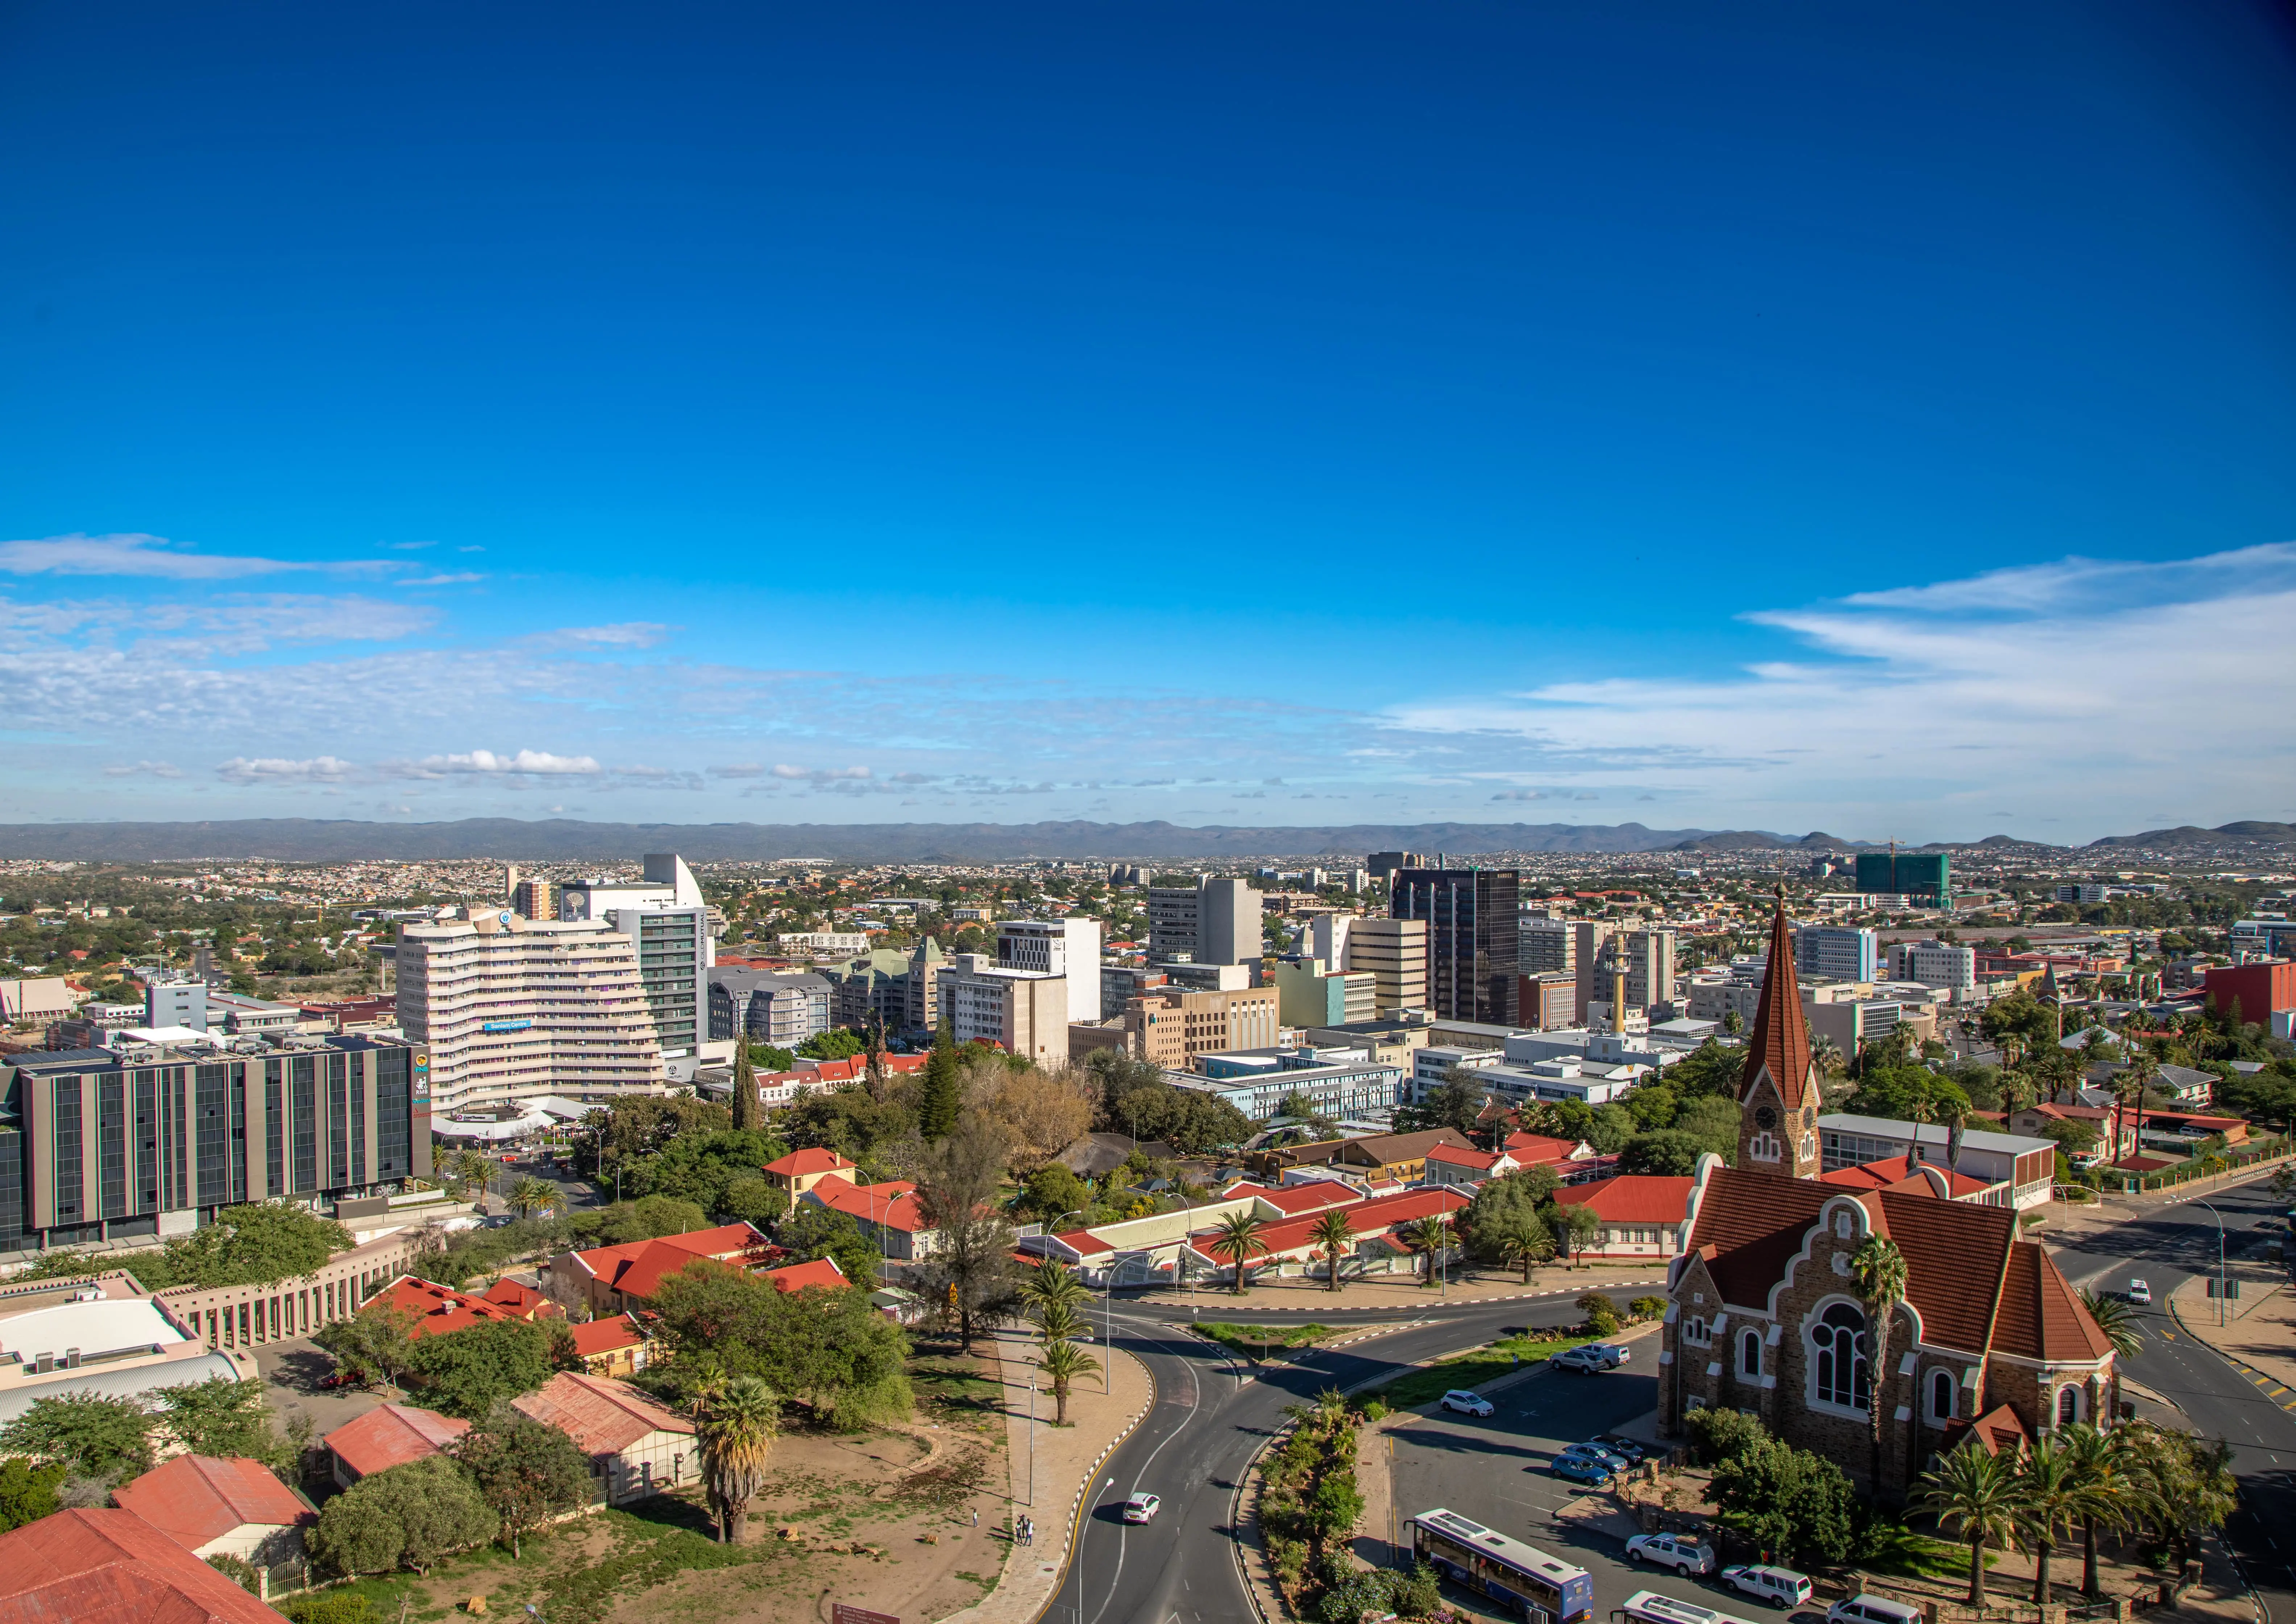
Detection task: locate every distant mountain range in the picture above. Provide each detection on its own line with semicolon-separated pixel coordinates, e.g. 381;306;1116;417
0;816;2284;863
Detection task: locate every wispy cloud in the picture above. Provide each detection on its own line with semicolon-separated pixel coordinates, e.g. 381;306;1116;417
103;761;182;779
0;532;391;580
393;749;602;779
397;571;487;587
564;623;671;648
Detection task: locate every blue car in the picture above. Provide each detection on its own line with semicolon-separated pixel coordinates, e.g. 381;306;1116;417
1550;1452;1612;1484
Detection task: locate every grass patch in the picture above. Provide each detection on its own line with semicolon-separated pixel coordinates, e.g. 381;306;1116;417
1362;1332;1600;1410
1197;1322;1337;1360
1863;1524;1983;1583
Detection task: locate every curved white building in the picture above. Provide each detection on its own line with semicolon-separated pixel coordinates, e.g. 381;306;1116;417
396;912;667;1113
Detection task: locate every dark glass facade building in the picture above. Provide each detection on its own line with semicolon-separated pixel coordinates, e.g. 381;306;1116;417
1389;867;1523;1026
1853;851;1952;907
0;1035;429;1253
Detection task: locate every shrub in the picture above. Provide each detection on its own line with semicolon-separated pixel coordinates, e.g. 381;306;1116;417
1709;1436;1869;1567
307;1456;498;1576
204;1552;260;1594
280;1595;376;1624
1628;1296;1669;1322
1684;1404;1768;1467
1576;1292;1620;1335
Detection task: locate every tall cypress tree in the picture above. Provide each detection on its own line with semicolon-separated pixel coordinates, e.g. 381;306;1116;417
731;1042;760;1131
918;1027;961;1143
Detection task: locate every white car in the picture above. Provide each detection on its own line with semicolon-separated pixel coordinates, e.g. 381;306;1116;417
1550;1346;1612;1375
1583;1342;1631;1367
1723;1564;1813;1608
1626;1533;1717;1576
2127;1278;2151;1305
1120;1493;1161;1524
1439;1389;1495;1417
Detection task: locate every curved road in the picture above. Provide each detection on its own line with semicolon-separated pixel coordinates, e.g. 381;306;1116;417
1048;1287;1634;1624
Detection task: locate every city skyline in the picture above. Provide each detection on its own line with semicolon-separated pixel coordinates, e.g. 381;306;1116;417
4;2;2293;841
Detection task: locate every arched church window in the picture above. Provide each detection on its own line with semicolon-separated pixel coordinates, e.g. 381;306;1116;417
1928;1368;1954;1423
1811;1302;1868;1409
2058;1386;2081;1426
1740;1329;1761;1379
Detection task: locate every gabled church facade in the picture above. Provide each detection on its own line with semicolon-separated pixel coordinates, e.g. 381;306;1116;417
1656;900;2119;1499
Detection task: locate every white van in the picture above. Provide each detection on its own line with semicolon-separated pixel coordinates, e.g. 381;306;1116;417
1828;1595;1924;1624
1721;1565;1812;1609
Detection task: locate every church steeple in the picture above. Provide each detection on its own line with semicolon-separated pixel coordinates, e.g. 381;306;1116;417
1738;892;1823;1178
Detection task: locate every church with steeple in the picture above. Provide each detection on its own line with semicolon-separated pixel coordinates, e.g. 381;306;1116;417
1655;896;2122;1499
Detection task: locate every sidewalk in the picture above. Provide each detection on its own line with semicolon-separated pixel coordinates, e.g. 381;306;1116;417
1126;1263;1674;1315
2167;1257;2296;1414
934;1321;1154;1624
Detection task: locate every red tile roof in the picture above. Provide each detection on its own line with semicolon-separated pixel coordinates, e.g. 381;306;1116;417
1942;1401;2030;1457
1503;1132;1587;1164
806;1174;926;1234
1681;1165;1838;1309
112;1456;314;1552
1991;1240;2116;1363
0;1506;288;1624
479;1278;554;1316
513;1371;693;1455
1871;1186;2017;1355
1739;898;1814;1109
1426;1144;1508;1171
1233;1181;1365;1215
369;1275;526;1339
761;1256;848;1293
1247;1185;1469;1259
763;1147;856;1178
564;1222;770;1301
567;1315;649;1358
1551;1175;1693;1224
323;1403;470;1479
1818;1157;1994;1199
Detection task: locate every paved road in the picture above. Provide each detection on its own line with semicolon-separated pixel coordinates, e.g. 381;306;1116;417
1050;1288;1644;1624
2047;1175;2296;1623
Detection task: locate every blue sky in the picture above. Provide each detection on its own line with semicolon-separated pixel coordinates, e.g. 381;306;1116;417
3;0;2293;841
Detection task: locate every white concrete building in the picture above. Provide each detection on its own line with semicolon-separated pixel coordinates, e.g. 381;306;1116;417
558;855;712;1060
938;957;1070;1062
997;918;1103;1021
1892;939;1978;998
395;913;666;1113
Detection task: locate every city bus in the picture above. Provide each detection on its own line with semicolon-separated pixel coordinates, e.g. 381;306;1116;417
1410;1509;1595;1624
1615;1590;1766;1624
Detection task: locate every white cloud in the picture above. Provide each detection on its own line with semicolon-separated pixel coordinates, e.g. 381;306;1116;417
772;764;872;781
396;572;486;587
0;532;389;579
103;761;182;779
217;756;353;784
563;623;670;648
378;540;436;551
396;749;602;779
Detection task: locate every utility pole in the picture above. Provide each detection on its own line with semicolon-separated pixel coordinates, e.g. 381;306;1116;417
2198;1200;2229;1327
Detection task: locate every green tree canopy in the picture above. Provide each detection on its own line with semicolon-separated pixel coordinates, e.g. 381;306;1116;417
1461;1166;1558;1258
570;1194;711;1246
1396;1068;1492;1136
0;1392;154;1484
622;1128;789;1215
404;1319;554;1420
0;1457;65;1532
315;1301;421;1390
648;1259;912;1427
1673;1095;1742;1163
1618;1129;1712;1176
1850;1065;1973;1125
307;1455;498;1577
1663;1039;1746;1099
797;1028;866;1061
1709;1435;1869;1568
776;1202;885;1286
1016;1162;1095;1222
452;1405;593;1556
151;1376;291;1467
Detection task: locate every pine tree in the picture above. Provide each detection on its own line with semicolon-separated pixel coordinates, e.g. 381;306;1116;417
918;1027;961;1142
731;1042;760;1131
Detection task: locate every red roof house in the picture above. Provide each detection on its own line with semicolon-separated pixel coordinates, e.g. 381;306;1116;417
760;1256;849;1293
366;1275;532;1339
514;1372;695;1505
1819;1157;1999;1202
802;1175;937;1261
1550;1175;1694;1260
566;1313;653;1378
110;1455;316;1570
1423;1143;1520;1188
322;1403;470;1488
546;1221;772;1317
0;1506;289;1624
762;1147;859;1196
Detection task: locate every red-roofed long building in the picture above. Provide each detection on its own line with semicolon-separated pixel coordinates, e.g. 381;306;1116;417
1658;900;2121;1504
111;1454;316;1575
0;1506;291;1624
545;1222;772;1317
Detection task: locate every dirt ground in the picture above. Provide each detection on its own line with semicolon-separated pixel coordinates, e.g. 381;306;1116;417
323;1334;1015;1624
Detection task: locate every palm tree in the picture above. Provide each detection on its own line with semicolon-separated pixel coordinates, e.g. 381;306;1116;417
2078;1288;2145;1360
1032;1298;1091;1345
2014;1432;2085;1605
2056;1422;2153;1598
1020;1258;1088;1320
1308;1209;1358;1293
1810;1036;1845;1078
1848;1234;1907;1491
1485;1213;1552;1284
1401;1215;1452;1284
697;1375;780;1544
1915;1442;2022;1607
1038;1336;1100;1424
1209;1210;1270;1295
506;1176;557;1221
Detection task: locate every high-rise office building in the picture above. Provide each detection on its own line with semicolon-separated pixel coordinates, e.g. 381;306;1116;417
1892;939;1976;996
996;918;1104;1020
559;854;712;1060
1366;852;1428;879
1571;921;1615;1023
1854;850;1951;907
1519;915;1574;974
1146;878;1259;967
709;969;833;1047
937;957;1069;1062
1594;928;1677;1014
509;878;560;921
1340;917;1428;1015
396;913;666;1111
1389;868;1521;1025
1794;925;1878;983
0;1035;431;1252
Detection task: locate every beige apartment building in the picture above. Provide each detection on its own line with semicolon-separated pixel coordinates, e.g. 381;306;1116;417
937;958;1070;1063
396;913;667;1113
1341;917;1428;1015
1071;984;1282;1067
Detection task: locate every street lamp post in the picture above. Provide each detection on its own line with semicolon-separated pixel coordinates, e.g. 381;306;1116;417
1027;1379;1037;1506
